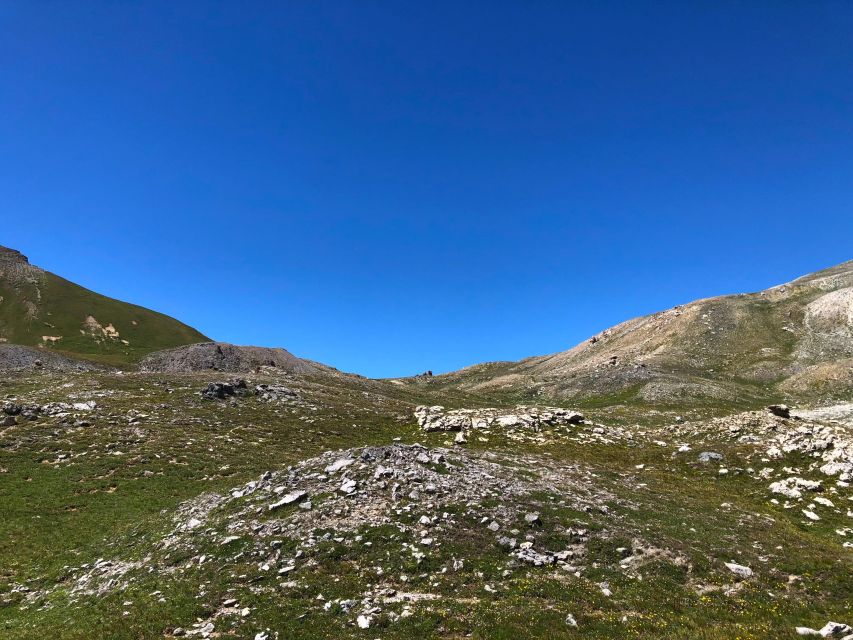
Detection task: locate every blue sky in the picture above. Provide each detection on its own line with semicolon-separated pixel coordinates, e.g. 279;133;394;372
2;2;852;377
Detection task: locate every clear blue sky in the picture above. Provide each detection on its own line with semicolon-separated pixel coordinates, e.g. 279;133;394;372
2;2;852;377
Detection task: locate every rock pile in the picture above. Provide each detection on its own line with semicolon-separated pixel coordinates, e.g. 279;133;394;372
168;444;601;549
679;410;853;483
2;399;99;423
254;383;298;403
200;380;300;403
140;342;318;374
0;344;102;372
201;379;251;400
68;443;614;628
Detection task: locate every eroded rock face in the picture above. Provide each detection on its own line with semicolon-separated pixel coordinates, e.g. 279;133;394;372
805;288;853;334
414;405;584;433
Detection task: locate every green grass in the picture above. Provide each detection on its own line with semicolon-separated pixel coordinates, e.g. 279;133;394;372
0;271;208;364
0;369;850;639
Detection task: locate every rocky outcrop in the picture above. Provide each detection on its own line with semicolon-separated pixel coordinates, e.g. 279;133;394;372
0;246;41;283
140;342;319;374
414;405;584;432
677;409;853;503
200;379;300;403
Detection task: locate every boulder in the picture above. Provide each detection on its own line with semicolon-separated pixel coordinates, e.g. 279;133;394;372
724;562;753;579
2;402;21;416
201;379;249;400
768;404;791;418
698;452;724;463
819;622;851;637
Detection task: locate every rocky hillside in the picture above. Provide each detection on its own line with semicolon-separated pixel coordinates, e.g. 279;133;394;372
0;246;209;365
430;260;853;407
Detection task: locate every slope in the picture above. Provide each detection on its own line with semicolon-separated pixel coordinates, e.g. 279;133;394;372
422;260;853;408
0;246;209;365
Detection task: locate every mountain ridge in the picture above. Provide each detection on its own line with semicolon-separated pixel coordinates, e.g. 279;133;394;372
3;244;851;395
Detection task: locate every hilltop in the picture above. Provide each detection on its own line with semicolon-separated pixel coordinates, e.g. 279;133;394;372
0;246;209;365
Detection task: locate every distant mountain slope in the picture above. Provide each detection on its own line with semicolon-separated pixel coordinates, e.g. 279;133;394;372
0;245;209;364
433;260;853;406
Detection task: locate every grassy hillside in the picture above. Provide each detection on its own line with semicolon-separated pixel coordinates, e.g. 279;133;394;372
0;247;209;365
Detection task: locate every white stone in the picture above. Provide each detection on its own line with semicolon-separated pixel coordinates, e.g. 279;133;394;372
325;459;354;473
724;562;753;579
268;490;307;511
819;622;852;637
